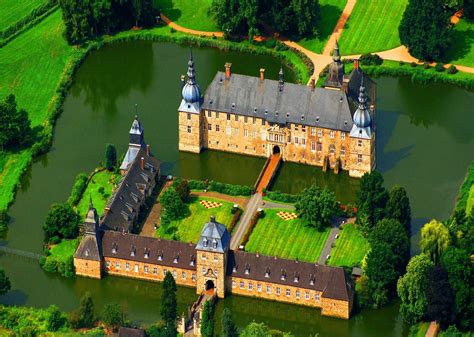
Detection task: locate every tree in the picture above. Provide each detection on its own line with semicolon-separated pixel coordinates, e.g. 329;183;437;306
295;185;338;230
105;143;117;171
385;185;411;235
369;219;410;275
101;303;124;329
200;300;215;337
356;171;389;235
397;254;434;325
0;94;32;151
221;308;238;337
43;203;81;241
441;247;473;330
0;269;11;296
160;272;177;327
239;322;270;337
160;188;186;220
78;292;95;328
266;0;319;37
465;0;474;20
399;0;452;61
47;305;66;331
210;0;258;36
174;179;190;203
425;265;455;328
420;219;451;264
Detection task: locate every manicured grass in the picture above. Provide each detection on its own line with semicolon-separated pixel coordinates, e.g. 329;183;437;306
446;19;474;68
49;239;79;263
0;0;46;31
339;0;409;54
245;209;330;262
298;0;348;53
466;184;474;215
328;223;369;267
75;170;119;219
0;150;32;212
153;0;219;32
156;196;235;243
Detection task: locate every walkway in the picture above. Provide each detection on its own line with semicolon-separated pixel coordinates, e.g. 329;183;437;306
160;14;223;38
262;200;295;210
425;321;440;337
322;0;357;56
0;245;42;261
230;193;262;250
317;218;354;264
256;154;281;193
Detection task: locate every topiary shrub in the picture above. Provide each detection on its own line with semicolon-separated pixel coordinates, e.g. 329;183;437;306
410;62;418;67
359;53;383;66
435;63;445;72
423;62;431;69
447;65;458;74
399;61;406;66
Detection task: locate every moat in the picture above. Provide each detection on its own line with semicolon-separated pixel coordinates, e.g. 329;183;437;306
1;41;473;336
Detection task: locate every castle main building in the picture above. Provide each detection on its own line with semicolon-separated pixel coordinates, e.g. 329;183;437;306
178;44;376;177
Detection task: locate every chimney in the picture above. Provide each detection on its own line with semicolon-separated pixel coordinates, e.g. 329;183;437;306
354;59;359;70
342;78;349;94
146;144;150;156
225;62;232;79
140;157;144;170
310;78;315;91
260;68;265;81
104;207;110;215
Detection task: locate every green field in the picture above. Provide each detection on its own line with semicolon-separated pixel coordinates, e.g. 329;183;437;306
0;0;46;31
446;19;474;68
156;197;236;243
298;0;348;53
328;223;370;267
76;170;119;219
339;0;408;54
49;238;79;262
245;209;330;262
153;0;219;32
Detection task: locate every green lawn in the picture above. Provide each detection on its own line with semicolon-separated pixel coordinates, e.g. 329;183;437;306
156;196;235;243
0;0;46;31
75;170;119;219
445;19;474;68
339;0;408;55
298;0;348;53
408;322;430;337
328;223;369;267
153;0;219;32
466;184;474;215
245;209;330;262
49;239;79;263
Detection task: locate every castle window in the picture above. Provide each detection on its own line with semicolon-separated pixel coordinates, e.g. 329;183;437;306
173;256;179;264
252;131;257;139
227;113;230;120
358;140;362;147
294;276;299;283
125;263;130;271
202;268;206;275
310;279;315;286
233;128;239;135
226;126;231;135
144;266;149;273
214;270;218;277
216;112;219;119
330;131;335;139
276;287;281;295
232;266;237;273
85;249;89;257
302;125;306;132
115;262;120;269
208;124;212;131
341;132;346;140
311;142;316;152
130;246;136;257
261;119;265;126
311;127;316;136
245;265;250;275
358;154;363;163
330;144;335;155
341;147;346;156
187;126;191;133
244;129;248;137
202;252;207;259
248;283;253;291
296;290;300;298
265;268;270;278
187;113;191;120
280;274;286;281
234;114;238;121
216;125;220;132
286;289;291;297
317;142;322;152
257;284;262;292
144;250;150;259
112;244;118;254
294;124;299;132
192;274;196;281
106;261;110;269
182;272;186;279
153;267;157;275
190;259;195;266
208;110;212;117
203;238;208;248
295;137;299;145
173;271;177;278
214;256;218;262
266;285;271;294
232;281;236;288
302;138;306;146
315;294;320;301
317;129;322;137
240;281;244;289
305;291;310;300
244;116;248;123
134;264;139;273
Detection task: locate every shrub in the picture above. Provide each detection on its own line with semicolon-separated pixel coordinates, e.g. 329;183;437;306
359;53;383;66
264;39;277;49
228;209;242;233
98;186;105;194
399;61;406;66
208;181;253;196
242;212;260;247
447;65;458;74
67;173;88;206
188;179;207;190
42;258;58;273
265;191;297;203
435;63;445;72
170;28;176;33
410;62;418;67
423;62;431;69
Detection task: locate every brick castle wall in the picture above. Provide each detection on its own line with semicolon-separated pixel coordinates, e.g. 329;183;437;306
74;258;102;279
178;112;201;153
196;250;227;298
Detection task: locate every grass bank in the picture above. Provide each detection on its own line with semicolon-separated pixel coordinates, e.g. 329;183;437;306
245;209;330;262
327;223;369;267
446;19;474;68
0;0;47;31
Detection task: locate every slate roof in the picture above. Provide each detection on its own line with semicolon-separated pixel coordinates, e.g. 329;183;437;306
101;148;160;233
195;216;231;253
75;234;101;261
102;231;197;270
226;250;353;301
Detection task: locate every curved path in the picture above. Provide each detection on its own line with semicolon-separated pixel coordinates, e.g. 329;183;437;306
160;14;223;38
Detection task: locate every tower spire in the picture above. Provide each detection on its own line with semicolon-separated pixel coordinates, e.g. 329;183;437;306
187;49;196;85
333;39;341;62
89;194;93;209
278;66;284;92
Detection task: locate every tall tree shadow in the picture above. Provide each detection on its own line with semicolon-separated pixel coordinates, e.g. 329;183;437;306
153;0;182;21
443;23;474;63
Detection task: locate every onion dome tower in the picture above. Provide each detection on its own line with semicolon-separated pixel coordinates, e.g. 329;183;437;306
324;40;345;88
350;77;372;139
178;50;202;113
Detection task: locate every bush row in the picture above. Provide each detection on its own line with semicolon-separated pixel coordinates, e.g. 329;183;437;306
188;179;253;196
0;1;58;47
265;190;297;203
241;211;262;247
67;173;88;206
228;208;242;234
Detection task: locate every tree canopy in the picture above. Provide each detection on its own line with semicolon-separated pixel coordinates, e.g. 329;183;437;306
420;219;451;264
399;0;452;61
160;188;187;221
105;143;117;171
200;300;215;337
0;269;11;296
221;308;238;337
295;184;338;230
425;265;455;328
160;272;177;328
101;303;124;329
385;185;411;235
0;94;32;151
43;203;81;242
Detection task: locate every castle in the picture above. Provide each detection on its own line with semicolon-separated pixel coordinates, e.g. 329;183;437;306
74;118;354;320
178;44;376;177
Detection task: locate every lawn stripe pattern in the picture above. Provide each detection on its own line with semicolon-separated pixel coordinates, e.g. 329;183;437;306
327;223;370;267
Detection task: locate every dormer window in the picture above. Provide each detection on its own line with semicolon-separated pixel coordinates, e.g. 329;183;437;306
294;276;299;283
85;249;90;257
112;243;118;254
173;256;179;264
280;270;286;281
245;264;250;275
212;239;218;249
232;266;237;273
203;238;208;247
265;268;270;278
190;259;195;266
144;249;150;259
158;252;163;261
130;246;136;257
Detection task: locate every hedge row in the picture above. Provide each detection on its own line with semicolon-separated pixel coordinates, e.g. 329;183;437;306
39;255;75;278
67;173;88;206
454;161;474;214
241;211;262;247
188;179;253;196
228;208;242;234
0;1;58;47
265;191;298;203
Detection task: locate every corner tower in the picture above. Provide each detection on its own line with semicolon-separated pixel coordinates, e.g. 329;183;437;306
324;41;345;89
195;216;230;298
178;51;203;153
349;77;375;177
